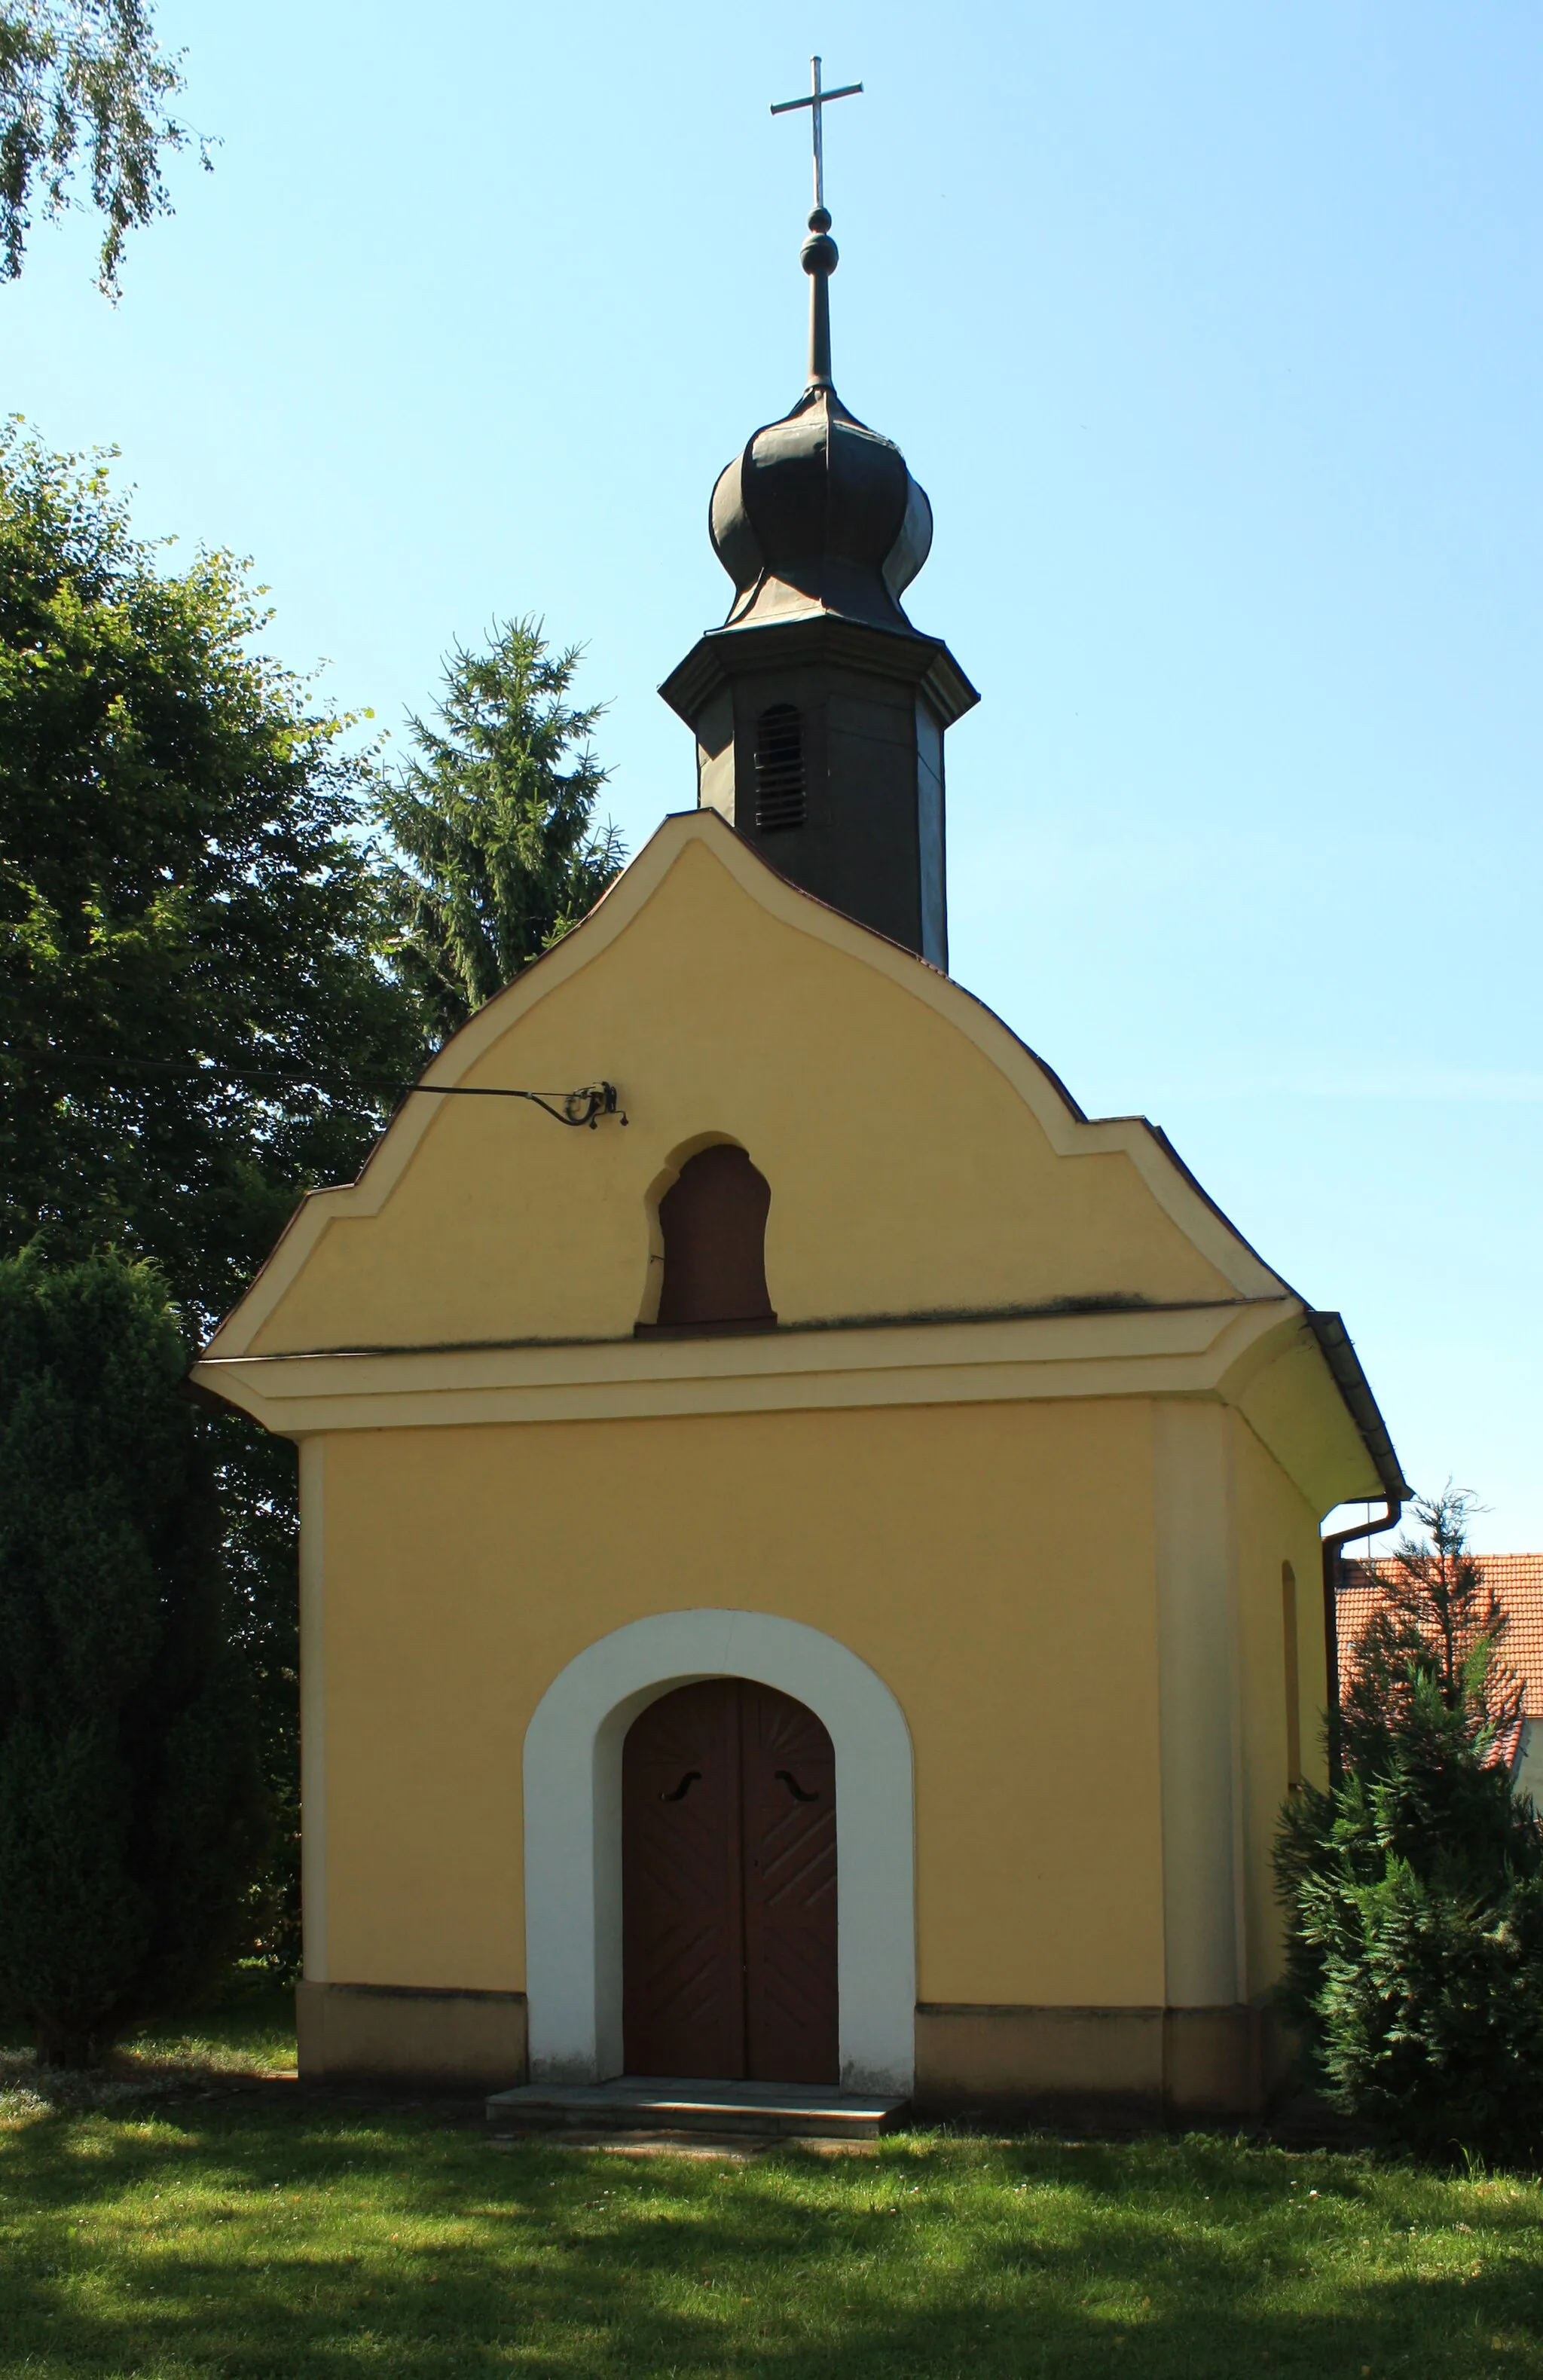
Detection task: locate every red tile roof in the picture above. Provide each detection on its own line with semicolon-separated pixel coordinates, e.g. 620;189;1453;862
1337;1554;1543;1775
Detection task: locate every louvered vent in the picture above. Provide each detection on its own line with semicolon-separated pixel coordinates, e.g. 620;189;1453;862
753;704;805;832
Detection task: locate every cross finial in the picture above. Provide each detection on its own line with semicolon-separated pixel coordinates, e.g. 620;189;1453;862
770;55;863;216
770;57;862;391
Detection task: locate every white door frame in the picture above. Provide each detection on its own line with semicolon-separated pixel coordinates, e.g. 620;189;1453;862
522;1609;916;2093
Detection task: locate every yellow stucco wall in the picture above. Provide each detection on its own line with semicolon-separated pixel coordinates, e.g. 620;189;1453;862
247;834;1239;1358
198;813;1391;2049
1230;1413;1328;1997
315;1396;1169;2009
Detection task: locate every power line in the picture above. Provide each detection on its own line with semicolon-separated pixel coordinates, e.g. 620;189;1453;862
10;1056;626;1129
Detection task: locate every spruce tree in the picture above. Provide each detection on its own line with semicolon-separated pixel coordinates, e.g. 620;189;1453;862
1276;1490;1543;2162
1340;1486;1523;1755
0;1248;267;2065
376;618;625;1040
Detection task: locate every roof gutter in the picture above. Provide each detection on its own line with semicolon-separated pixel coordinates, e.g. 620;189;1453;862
1306;1311;1410;1786
1319;1498;1401;1787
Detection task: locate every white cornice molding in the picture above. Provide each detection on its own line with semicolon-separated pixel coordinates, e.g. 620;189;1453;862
200;812;1285;1364
194;1294;1297;1437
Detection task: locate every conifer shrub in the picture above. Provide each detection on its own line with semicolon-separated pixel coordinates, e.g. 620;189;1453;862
1276;1491;1543;2165
0;1248;268;2066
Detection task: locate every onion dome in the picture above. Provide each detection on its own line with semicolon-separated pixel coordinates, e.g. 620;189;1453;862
658;173;977;970
707;208;935;637
710;387;933;635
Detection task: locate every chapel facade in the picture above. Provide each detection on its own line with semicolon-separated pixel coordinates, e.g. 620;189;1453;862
196;194;1407;2119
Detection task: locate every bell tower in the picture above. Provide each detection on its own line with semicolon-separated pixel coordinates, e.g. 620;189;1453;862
658;60;978;970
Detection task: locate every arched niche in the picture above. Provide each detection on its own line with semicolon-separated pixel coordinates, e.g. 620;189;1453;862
637;1141;775;1335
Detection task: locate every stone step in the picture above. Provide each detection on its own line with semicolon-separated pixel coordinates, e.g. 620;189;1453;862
486;2075;907;2140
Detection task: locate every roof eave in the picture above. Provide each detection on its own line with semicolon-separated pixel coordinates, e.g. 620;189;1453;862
1304;1309;1412;1507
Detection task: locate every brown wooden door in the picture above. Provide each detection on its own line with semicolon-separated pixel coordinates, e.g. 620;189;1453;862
620;1679;746;2079
740;1679;838;2082
622;1679;837;2083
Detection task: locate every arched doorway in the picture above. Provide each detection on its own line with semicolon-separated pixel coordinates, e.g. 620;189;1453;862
621;1679;837;2083
521;1607;915;2093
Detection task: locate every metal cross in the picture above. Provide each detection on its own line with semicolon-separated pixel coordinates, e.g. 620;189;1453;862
770;55;863;215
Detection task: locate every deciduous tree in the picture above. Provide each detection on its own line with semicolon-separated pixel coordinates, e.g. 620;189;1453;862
0;2;204;293
0;423;424;1968
0;423;423;1318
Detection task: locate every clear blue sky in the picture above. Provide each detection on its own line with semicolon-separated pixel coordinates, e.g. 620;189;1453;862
8;2;1540;1548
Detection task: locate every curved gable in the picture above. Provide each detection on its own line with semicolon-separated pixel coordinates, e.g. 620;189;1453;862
203;811;1283;1364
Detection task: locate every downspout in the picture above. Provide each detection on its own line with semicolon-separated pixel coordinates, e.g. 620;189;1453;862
1321;1502;1401;1788
1302;1312;1410;1791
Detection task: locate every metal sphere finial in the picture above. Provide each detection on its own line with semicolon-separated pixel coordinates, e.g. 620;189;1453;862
800;222;839;279
771;61;862;391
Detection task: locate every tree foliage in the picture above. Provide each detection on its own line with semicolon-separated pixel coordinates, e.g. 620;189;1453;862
0;1247;267;2065
0;435;630;1996
0;2;202;293
375;619;624;1041
0;420;424;1329
0;423;426;1972
1340;1486;1523;1761
1276;1490;1543;2164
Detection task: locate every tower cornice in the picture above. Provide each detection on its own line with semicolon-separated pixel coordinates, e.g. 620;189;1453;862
658;616;980;735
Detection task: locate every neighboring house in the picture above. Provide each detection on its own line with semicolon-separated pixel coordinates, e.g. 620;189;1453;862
1339;1554;1543;1806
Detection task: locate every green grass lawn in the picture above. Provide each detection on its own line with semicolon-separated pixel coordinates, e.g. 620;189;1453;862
2;2003;1541;2378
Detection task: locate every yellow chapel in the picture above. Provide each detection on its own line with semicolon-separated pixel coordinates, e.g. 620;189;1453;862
195;194;1406;2125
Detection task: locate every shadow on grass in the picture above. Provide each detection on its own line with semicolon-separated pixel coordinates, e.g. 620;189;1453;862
0;1986;299;2123
1;2104;1539;2378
